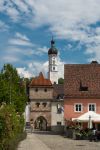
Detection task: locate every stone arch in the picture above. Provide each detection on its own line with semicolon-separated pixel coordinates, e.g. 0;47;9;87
34;116;47;131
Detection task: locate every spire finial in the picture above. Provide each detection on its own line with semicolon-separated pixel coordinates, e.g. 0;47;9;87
51;36;55;46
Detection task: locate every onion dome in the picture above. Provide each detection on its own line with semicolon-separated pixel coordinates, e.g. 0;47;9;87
48;38;58;55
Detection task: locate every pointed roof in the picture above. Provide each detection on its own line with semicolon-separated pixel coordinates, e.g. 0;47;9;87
30;72;52;86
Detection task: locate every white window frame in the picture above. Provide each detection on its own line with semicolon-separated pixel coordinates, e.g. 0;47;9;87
88;103;96;112
74;103;83;112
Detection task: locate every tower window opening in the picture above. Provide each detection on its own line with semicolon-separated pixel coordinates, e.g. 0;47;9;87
42;103;47;107
44;88;47;92
53;60;55;65
36;102;40;108
53;67;55;70
35;88;38;92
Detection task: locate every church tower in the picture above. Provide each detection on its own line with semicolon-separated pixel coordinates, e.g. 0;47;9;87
48;38;58;84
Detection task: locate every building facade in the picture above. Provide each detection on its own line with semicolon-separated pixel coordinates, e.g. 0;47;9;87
64;61;100;129
51;84;64;133
29;72;53;130
27;39;64;132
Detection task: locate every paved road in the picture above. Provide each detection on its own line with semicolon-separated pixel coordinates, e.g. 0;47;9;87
17;132;100;150
17;133;51;150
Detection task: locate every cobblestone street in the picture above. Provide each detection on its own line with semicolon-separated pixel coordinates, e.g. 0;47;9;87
17;131;100;150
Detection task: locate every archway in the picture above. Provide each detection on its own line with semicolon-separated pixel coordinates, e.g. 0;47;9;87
34;116;47;131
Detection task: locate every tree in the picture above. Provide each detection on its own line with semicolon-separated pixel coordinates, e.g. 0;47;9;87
0;64;27;113
58;78;64;84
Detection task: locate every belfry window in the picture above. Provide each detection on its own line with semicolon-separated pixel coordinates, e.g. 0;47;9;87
53;67;55;70
53;60;55;65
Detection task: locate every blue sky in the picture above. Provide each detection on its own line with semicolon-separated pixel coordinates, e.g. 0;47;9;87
0;0;100;78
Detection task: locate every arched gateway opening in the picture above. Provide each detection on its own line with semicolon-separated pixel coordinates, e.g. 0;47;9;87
34;116;47;131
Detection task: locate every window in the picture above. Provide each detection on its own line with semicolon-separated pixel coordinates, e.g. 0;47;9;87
57;104;62;114
44;88;47;92
35;88;38;92
74;104;82;112
57;122;61;125
79;80;88;91
36;103;40;108
88;104;96;112
53;60;55;65
53;67;55;70
42;103;47;107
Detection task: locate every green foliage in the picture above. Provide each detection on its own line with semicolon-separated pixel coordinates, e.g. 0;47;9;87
0;64;28;149
58;78;64;84
0;64;27;113
0;104;25;149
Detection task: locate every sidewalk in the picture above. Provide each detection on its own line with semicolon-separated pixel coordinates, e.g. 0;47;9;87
17;133;51;150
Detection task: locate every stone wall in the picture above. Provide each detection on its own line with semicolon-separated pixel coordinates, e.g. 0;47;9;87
29;87;53;99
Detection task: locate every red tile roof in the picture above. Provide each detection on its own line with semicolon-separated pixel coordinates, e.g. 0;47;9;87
30;72;52;86
64;62;100;98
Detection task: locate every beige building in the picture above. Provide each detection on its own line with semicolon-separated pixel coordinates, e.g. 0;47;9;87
28;39;64;133
29;72;53;130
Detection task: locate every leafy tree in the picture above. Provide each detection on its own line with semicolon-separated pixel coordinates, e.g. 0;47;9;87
0;104;25;149
0;64;27;113
0;64;27;149
58;78;64;84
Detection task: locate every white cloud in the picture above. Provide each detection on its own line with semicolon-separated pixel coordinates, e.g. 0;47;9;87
8;32;33;47
7;32;49;58
1;0;100;67
15;32;29;41
17;67;33;78
16;57;65;79
2;55;20;63
0;20;9;31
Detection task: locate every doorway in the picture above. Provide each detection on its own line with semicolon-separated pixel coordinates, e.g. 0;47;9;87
34;116;47;131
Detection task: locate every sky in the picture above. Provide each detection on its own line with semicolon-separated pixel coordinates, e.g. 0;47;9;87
0;0;100;78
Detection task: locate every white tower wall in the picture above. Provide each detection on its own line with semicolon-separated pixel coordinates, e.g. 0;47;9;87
48;54;58;84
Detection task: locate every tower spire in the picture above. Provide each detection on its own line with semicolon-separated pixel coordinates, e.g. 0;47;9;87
51;36;55;47
48;38;58;84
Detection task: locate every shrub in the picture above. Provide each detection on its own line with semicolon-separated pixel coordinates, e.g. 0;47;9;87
0;104;25;150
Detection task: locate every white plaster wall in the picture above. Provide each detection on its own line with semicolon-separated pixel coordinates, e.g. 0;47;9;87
51;102;64;126
49;72;58;84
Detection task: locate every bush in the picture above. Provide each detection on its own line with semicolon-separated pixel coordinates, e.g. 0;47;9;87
0;104;26;150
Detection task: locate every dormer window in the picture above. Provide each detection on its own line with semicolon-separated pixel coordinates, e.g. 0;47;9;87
79;80;88;91
79;86;88;91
